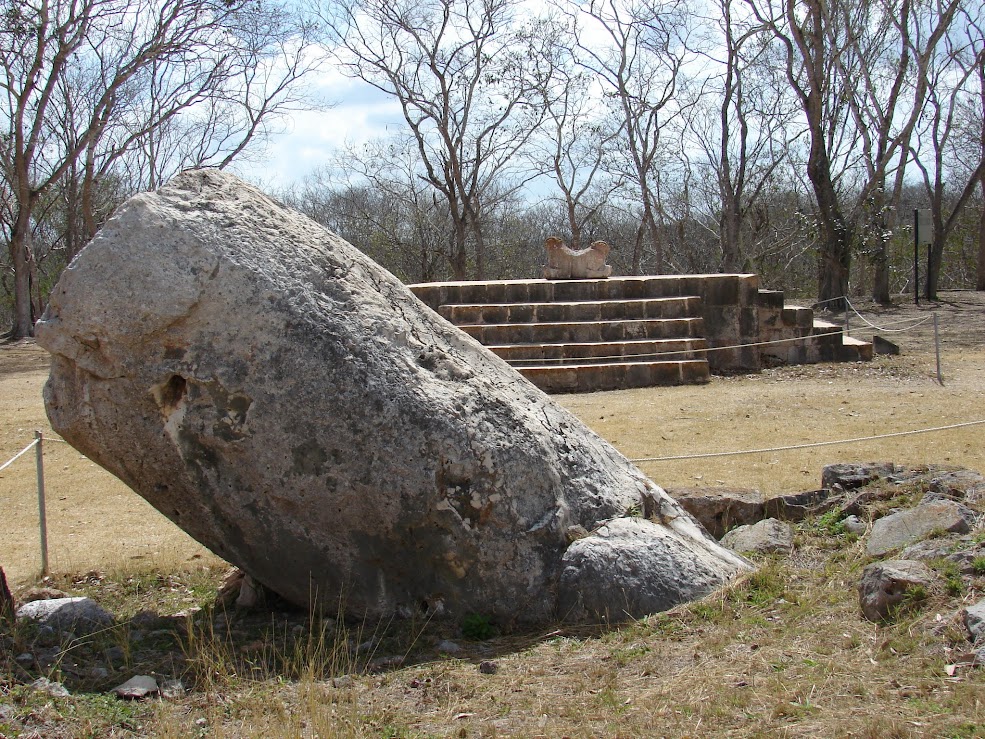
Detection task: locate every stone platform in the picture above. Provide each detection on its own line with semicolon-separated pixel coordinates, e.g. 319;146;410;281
410;275;872;393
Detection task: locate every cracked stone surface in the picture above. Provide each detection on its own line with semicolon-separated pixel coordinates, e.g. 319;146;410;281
35;170;749;624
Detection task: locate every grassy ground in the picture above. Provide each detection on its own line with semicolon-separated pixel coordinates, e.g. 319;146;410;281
2;291;985;736
2;522;984;737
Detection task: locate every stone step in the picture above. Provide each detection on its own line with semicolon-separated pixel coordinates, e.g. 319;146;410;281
842;336;875;362
488;338;709;364
460;317;705;345
812;319;874;361
412;274;757;309
439;296;702;325
519;359;710;393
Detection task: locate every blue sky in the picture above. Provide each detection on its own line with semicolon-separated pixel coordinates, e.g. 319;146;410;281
233;72;403;190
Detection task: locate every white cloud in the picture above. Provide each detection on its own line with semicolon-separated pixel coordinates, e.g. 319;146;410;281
233;72;403;190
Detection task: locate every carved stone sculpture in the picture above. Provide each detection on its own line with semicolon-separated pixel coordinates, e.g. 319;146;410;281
543;237;613;279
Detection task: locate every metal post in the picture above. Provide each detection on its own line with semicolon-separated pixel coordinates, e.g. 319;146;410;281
844;305;850;337
934;312;943;386
913;209;919;305
35;430;49;576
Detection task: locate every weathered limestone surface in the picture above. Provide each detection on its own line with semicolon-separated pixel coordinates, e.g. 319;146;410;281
36;170;749;624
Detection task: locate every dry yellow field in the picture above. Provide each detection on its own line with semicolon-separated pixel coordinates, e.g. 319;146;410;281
2;292;983;587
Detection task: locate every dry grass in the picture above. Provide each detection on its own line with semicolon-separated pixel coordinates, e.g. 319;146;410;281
6;532;981;737
2;292;985;737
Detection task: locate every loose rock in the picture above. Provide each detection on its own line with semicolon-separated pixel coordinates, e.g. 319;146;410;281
16;597;113;636
36;170;749;624
111;675;159;700
31;677;70;698
557;518;748;621
763;489;835;522
720;519;794;555
964;600;985;644
865;501;976;557
929;470;985;499
858;560;935;623
822;462;899;491
436;640;462;654
842;515;867;535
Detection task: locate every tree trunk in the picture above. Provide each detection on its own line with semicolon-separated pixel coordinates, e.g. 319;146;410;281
9;207;36;339
809;150;851;309
450;216;468;281
978;178;985;291
870;242;891;304
720;201;742;272
926;219;946;300
641;202;662;275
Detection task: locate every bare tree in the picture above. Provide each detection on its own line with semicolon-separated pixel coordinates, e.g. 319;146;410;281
909;1;985;298
294;139;453;281
573;0;694;274
526;33;623;251
322;0;558;280
744;0;965;306
1;0;321;337
684;0;795;272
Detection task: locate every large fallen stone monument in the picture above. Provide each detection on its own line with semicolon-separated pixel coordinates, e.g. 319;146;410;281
36;170;749;624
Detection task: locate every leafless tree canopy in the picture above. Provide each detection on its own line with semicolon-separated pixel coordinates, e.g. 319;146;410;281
4;0;985;334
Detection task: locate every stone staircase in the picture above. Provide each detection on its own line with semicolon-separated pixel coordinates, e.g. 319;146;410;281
410;275;872;393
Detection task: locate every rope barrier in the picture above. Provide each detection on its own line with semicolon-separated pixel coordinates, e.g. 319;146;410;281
503;328;855;365
629;418;985;463
844;298;935;333
496;296;942;365
0;440;39;473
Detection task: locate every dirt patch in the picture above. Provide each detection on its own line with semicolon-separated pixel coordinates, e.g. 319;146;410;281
2;292;984;586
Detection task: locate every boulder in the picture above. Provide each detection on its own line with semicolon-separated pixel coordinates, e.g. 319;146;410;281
557;518;743;621
36;170;749;624
720;518;794;555
865;500;976;557
664;487;763;539
858;560;935;623
16;597;113;636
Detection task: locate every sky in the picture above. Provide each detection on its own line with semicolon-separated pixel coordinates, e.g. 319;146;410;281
232;71;403;191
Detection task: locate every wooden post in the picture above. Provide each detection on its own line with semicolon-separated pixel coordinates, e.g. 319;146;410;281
35;430;49;576
934;312;943;386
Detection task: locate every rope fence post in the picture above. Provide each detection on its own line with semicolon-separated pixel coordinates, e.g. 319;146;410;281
35;430;49;576
934;312;943;386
